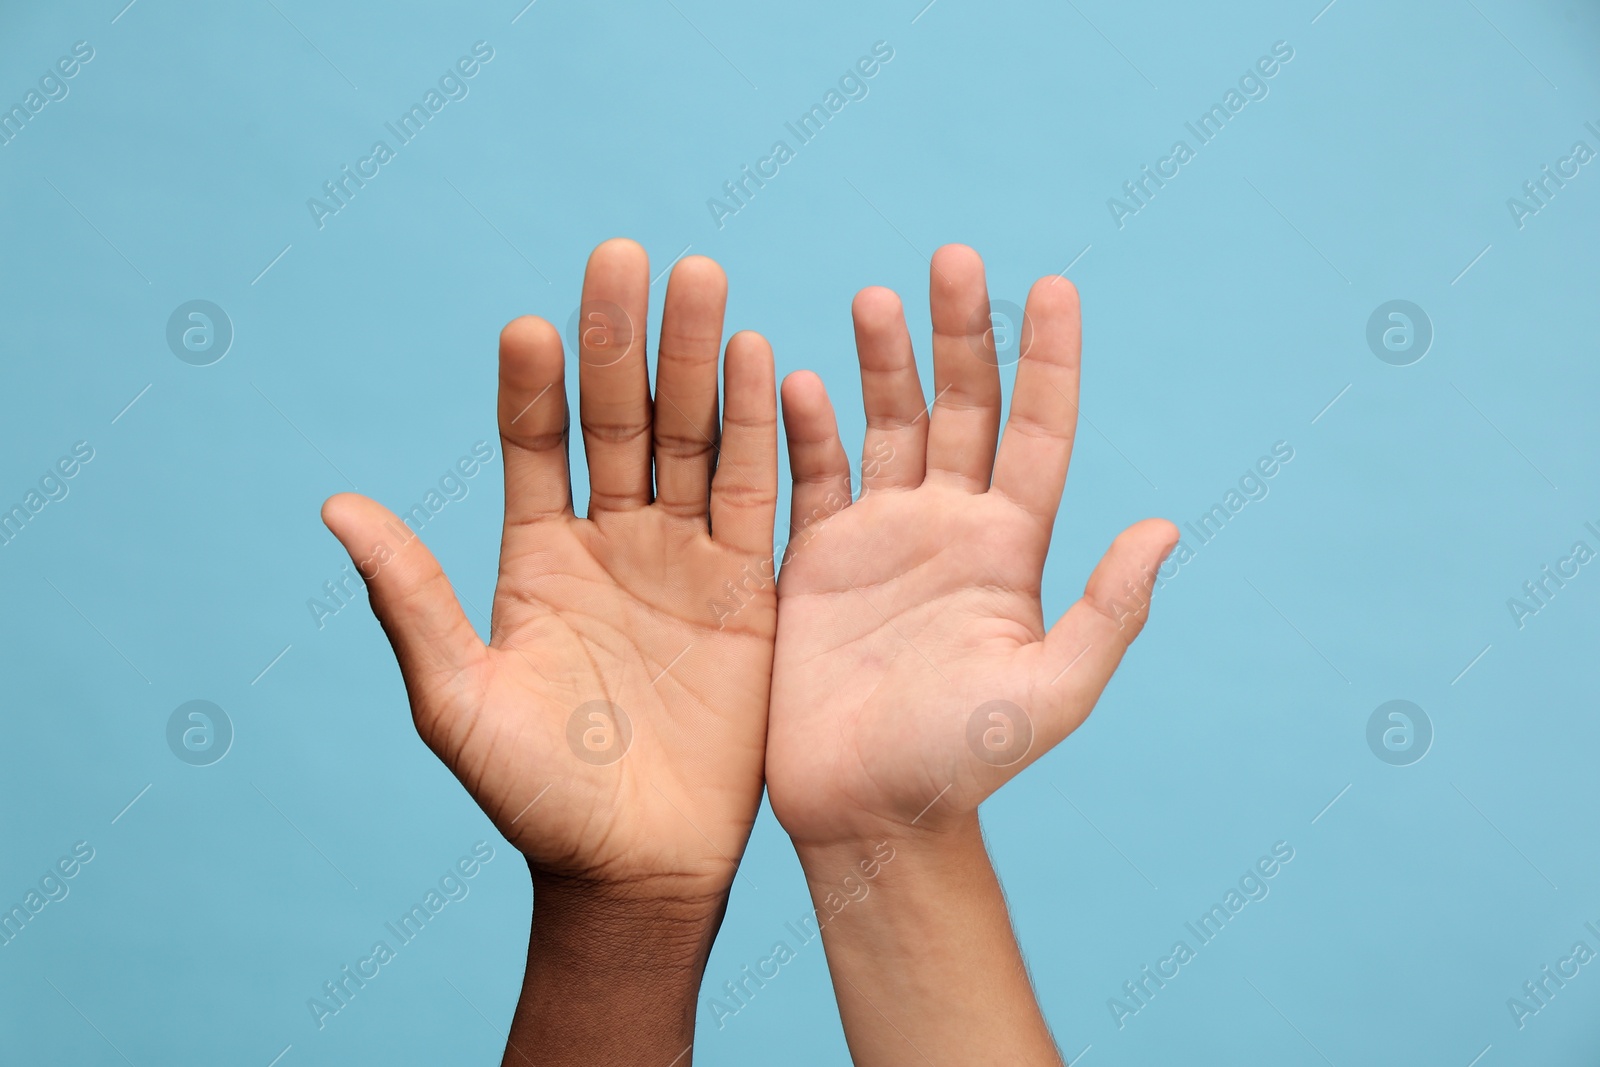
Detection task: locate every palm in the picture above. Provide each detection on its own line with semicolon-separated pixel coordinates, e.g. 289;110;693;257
767;247;1177;849
325;241;778;899
422;509;774;887
772;486;1040;832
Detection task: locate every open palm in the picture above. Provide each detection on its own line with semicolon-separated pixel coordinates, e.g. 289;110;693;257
767;245;1177;850
324;240;777;901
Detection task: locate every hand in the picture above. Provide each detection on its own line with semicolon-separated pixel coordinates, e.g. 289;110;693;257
323;238;777;900
321;239;777;1064
764;245;1175;1067
768;243;1177;852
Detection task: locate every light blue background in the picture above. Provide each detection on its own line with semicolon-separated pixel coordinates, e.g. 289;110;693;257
2;0;1598;1063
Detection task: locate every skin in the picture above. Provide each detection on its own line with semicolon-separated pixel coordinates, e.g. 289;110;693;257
767;244;1179;1065
321;237;1172;1063
321;238;778;1065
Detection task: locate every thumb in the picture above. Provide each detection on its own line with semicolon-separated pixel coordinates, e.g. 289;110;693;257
1026;518;1179;747
321;493;487;705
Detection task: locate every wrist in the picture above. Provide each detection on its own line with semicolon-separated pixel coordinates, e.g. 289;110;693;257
528;868;728;970
789;819;1062;1067
792;811;985;883
507;870;730;1065
791;814;995;926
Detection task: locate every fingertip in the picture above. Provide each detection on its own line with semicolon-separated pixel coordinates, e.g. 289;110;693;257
851;285;903;326
319;494;342;532
589;236;647;264
927;246;991;342
781;371;843;449
498;316;564;397
725;331;777;404
779;369;851;518
781;369;828;411
934;241;979;289
727;328;773;361
499;316;562;381
1108;518;1182;568
1113;520;1182;620
932;243;982;270
499;314;558;352
1134;517;1182;555
1028;273;1080;313
319;494;401;569
584;238;651;296
670;253;727;292
782;367;822;394
320;492;366;535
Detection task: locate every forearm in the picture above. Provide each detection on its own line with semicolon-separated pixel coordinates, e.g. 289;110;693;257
503;869;727;1066
797;820;1062;1067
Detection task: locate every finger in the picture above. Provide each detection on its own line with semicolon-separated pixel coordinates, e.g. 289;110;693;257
653;255;727;523
780;371;852;545
991;276;1081;526
578;237;652;515
925;244;1003;490
320;493;489;709
1024;518;1179;749
498;315;571;526
853;286;927;492
710;331;778;556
